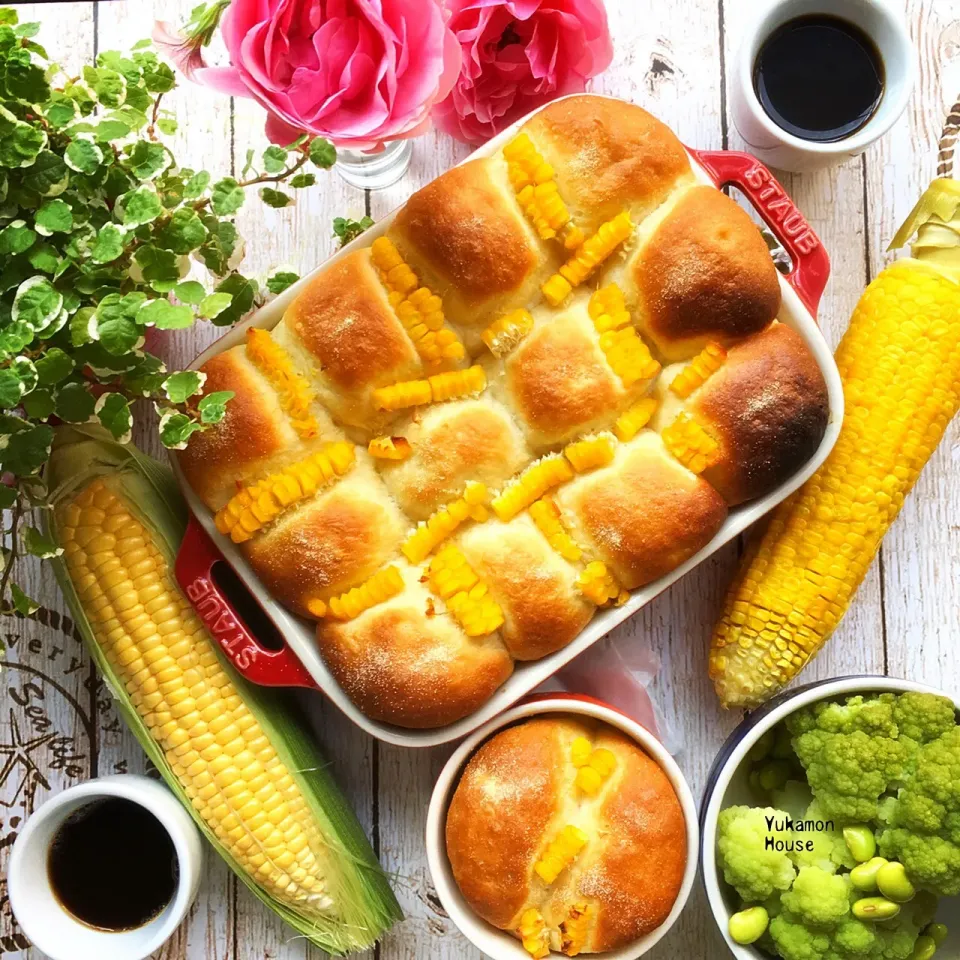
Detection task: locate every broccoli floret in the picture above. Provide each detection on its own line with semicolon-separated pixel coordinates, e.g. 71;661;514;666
769;913;833;960
892;692;956;744
717;806;796;903
780;867;850;928
832;918;879;957
791;801;857;874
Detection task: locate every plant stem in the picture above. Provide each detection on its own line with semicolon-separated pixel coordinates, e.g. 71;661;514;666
146;92;164;142
0;498;23;614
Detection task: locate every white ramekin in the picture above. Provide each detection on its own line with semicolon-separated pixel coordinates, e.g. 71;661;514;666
701;676;960;959
426;694;699;960
730;0;915;171
8;775;204;960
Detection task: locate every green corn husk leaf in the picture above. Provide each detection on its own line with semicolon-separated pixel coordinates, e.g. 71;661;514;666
45;425;402;956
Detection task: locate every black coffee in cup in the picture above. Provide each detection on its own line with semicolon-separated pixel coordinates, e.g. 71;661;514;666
754;15;884;142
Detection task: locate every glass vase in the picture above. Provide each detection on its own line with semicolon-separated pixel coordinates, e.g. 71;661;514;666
335;139;413;190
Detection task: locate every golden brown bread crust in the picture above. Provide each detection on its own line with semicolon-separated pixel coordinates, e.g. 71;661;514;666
445;715;687;953
378;397;532;520
458;515;594;661
523;95;694;234
318;565;513;729
280;249;422;426
178;347;299;510
630;186;782;360
389;157;552;330
691;322;830;505
556;432;727;589
445;717;572;928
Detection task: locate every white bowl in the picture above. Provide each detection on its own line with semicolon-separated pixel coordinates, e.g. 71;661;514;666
700;676;960;959
7;775;204;960
426;694;699;959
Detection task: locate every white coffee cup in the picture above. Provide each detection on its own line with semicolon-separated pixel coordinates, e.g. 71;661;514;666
7;775;204;960
730;0;915;172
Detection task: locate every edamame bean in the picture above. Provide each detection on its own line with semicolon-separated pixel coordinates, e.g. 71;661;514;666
843;825;878;863
911;935;937;960
923;924;948;947
851;857;889;892
852;897;901;922
729;907;769;945
877;861;916;903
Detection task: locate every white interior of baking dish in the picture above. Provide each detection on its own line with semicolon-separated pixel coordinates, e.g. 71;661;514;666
170;94;845;748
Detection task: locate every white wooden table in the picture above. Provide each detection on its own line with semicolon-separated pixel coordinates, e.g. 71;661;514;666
1;2;958;958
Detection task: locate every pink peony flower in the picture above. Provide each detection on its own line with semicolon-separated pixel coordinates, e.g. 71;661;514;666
433;0;613;145
196;0;462;151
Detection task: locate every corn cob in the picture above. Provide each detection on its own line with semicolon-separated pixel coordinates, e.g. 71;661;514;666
529;497;583;562
373;365;486;412
518;908;551;959
542;212;634;306
577;561;628;607
614;397;658;441
670;342;727;398
504;133;583;250
661;413;721;474
246;328;318;440
402;482;489;563
48;431;401;954
560;902;591;957
482;308;534;357
492;456;575;521
574;747;617;796
534;825;588;884
709;179;960;708
426;545;504;636
325;567;405;621
368;436;412;460
214;442;356;544
564;435;616;472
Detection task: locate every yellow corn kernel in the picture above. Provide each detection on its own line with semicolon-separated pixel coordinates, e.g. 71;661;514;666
326;566;404;621
542;212;634;305
245;328;318;440
560;902;591;957
444;579;505;637
534;825;588;885
368;436;412;461
427;544;479;599
505;133;578;244
575;747;617;796
529;497;582;562
599;326;661;387
577;561;625;607
564;436;615;473
373;378;432;411
588;283;632;334
517;908;550;960
493;457;575;522
570;735;593;767
614;398;658;442
662;413;721;474
402;484;490;563
373;365;486;412
575;766;604;796
482;308;534;357
214;443;356;544
670;342;727;398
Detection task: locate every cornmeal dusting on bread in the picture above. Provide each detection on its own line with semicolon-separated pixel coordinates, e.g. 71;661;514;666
613;397;658;441
373;366;486;411
559;902;591;957
577;561;628;607
518;909;550;959
326;566;405;620
574;747;617;796
368;436;412;460
529;497;583;561
214;442;356;543
533;824;588;884
369;237;466;367
661;412;721;473
503;134;584;251
542;212;634;306
492;456;575;521
402;482;489;563
563;435;615;472
245;328;318;439
669;341;727;398
481;308;534;357
588;285;660;387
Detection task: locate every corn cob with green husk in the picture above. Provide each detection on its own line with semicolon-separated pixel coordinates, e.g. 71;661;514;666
46;427;402;954
710;177;960;708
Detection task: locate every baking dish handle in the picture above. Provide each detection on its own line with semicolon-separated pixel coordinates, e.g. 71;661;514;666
688;148;831;319
174;516;319;690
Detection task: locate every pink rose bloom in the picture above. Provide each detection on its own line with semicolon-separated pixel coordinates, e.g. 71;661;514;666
433;0;613;145
197;0;462;151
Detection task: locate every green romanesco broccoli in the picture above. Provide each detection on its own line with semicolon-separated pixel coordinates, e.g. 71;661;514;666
791;800;858;875
779;866;850;928
717;805;796;903
892;692;956;745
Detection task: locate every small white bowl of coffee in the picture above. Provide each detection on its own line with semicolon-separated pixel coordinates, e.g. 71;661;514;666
731;0;915;171
7;775;203;960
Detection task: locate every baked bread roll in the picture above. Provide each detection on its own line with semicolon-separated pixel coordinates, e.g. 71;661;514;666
445;715;687;955
179;94;829;729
